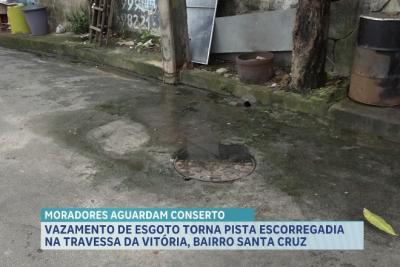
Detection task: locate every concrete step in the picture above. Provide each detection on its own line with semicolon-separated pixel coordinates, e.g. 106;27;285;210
330;99;400;143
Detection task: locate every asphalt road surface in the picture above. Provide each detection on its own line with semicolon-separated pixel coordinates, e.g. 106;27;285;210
0;48;399;266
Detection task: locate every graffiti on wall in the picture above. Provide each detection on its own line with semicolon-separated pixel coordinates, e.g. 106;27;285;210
120;0;160;34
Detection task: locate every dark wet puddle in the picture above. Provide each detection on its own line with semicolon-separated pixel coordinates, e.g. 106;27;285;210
173;143;256;182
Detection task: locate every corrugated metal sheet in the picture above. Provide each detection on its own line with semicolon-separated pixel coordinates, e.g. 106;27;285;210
187;0;218;64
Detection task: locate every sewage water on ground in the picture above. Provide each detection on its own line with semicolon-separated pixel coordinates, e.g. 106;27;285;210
173;143;256;182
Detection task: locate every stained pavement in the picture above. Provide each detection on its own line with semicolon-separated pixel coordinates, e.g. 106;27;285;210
0;48;399;266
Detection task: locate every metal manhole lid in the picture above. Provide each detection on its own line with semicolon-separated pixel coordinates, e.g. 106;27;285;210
173;144;256;182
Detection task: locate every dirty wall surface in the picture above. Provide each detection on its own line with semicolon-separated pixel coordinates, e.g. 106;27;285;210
36;0;400;74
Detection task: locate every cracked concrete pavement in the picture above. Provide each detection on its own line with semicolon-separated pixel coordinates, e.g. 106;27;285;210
0;48;399;266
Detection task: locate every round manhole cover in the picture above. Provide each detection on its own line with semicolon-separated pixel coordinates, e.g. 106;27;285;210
173;144;256;182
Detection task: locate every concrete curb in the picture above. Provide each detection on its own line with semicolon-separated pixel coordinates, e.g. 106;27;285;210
0;34;346;118
4;34;399;143
181;69;346;117
330;99;400;143
0;34;164;80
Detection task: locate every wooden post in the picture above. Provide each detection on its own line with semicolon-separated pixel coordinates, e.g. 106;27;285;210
158;0;191;84
290;0;332;92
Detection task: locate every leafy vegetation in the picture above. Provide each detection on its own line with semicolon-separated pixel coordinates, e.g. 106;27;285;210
138;30;159;43
67;7;90;34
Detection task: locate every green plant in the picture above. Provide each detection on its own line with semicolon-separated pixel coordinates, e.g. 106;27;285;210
139;30;156;43
119;22;133;39
67;6;90;34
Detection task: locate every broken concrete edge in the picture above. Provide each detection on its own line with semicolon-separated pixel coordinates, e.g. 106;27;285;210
330;99;400;143
0;34;346;118
181;69;347;117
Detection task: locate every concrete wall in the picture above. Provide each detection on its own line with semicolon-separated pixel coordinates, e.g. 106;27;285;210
328;0;400;75
38;0;87;31
38;0;160;34
217;0;297;16
117;0;160;35
218;0;400;75
218;0;400;15
38;0;400;75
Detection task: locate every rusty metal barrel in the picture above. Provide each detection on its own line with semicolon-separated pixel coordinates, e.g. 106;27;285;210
349;14;400;107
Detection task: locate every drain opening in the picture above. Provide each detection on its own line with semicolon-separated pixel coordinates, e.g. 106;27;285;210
173;144;256;182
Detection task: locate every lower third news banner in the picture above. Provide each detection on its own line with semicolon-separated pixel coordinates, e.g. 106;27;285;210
41;208;364;250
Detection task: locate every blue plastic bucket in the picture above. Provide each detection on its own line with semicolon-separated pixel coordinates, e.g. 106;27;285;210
23;6;48;35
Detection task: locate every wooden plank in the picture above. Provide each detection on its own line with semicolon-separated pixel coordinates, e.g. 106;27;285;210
95;0;103;42
90;25;101;32
89;0;114;46
106;0;115;46
99;0;108;46
89;0;98;42
92;6;103;11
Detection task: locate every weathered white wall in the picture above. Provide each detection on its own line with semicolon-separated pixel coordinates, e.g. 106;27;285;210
218;0;400;15
118;0;160;34
37;0;400;75
369;0;400;11
241;0;298;10
38;0;87;31
39;0;400;32
217;0;296;16
329;0;400;74
38;0;160;34
218;0;400;75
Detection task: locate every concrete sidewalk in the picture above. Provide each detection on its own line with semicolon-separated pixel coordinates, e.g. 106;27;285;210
0;33;399;143
0;33;345;116
331;100;400;143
